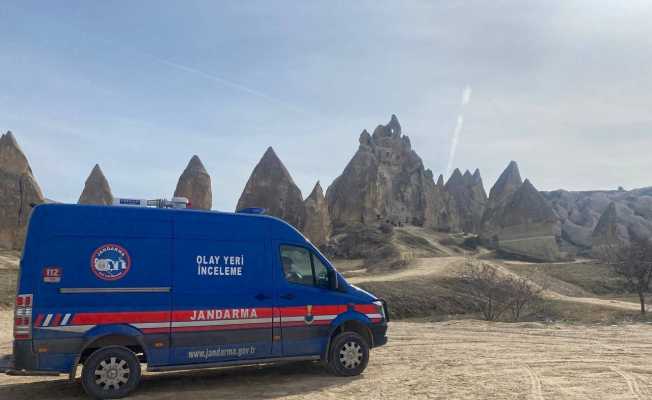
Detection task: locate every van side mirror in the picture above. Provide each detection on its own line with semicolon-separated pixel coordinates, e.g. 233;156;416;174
328;269;338;291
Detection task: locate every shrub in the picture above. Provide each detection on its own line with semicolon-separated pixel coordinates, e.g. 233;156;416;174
461;263;542;321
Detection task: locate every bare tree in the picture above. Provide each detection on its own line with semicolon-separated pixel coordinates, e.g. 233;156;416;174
596;237;652;314
461;263;513;321
506;275;542;321
462;262;543;321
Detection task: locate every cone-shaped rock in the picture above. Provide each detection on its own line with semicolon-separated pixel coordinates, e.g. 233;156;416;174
327;115;458;230
472;169;483;185
470;169;488;208
489;161;522;205
0;131;31;175
482;160;524;236
592;202;629;250
0;131;44;249
236;147;305;228
463;170;473;182
78;164;113;205
501;179;557;226
436;174;445;187
445;168;487;233
488;179;562;261
303;181;332;246
174;155;212;210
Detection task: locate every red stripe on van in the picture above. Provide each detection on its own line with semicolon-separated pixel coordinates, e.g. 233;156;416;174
56;305;365;329
33;314;45;327
72;311;169;325
354;304;377;314
279;305;345;317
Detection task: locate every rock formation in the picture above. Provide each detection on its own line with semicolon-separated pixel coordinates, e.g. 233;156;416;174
480;161;562;261
543;187;652;254
174;155;212;210
303;181;332;246
445;168;487;233
469;169;489;228
423;169;461;232
491;179;562;261
591;202;629;251
78;164;113;205
236;147;305;228
326;115;456;231
481;161;524;238
0;131;44;249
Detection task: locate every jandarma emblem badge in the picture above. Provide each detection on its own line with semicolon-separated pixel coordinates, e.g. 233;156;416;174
304;305;314;325
90;244;131;281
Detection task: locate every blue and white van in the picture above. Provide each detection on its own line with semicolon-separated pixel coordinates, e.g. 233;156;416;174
4;203;388;398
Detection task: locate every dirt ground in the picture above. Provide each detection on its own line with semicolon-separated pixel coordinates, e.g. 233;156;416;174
2;311;652;400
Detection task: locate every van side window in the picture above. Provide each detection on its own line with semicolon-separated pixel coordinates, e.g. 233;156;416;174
280;245;314;286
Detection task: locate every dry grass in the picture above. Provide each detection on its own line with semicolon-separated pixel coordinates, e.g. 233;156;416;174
358;274;648;324
503;261;626;295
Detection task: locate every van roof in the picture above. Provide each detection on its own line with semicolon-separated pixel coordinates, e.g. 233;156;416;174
28;203;308;243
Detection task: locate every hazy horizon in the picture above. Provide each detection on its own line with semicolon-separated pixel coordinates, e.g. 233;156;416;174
2;1;650;210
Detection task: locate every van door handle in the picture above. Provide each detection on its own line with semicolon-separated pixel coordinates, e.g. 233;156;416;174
255;293;271;301
280;293;295;300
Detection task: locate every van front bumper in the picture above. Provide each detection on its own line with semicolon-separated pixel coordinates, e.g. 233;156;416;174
371;323;388;347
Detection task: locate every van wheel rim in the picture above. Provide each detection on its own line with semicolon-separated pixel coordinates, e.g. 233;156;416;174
94;356;130;390
339;341;363;369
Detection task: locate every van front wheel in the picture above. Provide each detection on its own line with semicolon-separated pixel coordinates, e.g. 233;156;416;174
81;346;141;399
327;332;369;377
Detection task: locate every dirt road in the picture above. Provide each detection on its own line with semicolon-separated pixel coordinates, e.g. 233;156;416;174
347;256;466;284
2;311;652;399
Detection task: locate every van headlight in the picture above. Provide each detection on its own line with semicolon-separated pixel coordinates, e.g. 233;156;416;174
373;300;386;321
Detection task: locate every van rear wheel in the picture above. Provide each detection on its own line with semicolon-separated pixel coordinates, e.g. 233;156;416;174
327;331;369;377
81;346;141;399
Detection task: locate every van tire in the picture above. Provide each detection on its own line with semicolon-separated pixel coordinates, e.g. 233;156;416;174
81;346;141;399
327;331;369;377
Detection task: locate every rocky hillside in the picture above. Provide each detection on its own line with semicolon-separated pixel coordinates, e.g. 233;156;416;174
544;187;652;255
1;120;649;259
231;116;650;262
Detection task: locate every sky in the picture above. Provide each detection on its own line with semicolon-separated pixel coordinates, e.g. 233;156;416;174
1;0;651;210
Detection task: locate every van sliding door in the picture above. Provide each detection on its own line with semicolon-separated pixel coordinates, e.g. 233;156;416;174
170;235;274;365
